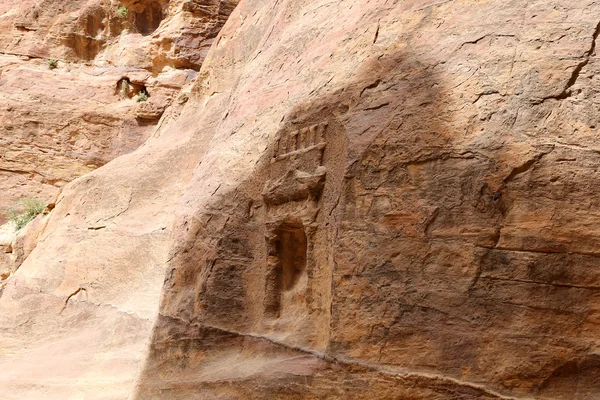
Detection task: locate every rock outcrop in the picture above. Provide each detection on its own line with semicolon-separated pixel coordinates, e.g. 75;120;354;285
2;0;600;399
0;0;238;220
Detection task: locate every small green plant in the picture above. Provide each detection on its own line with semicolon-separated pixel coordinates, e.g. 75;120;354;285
136;91;148;102
48;59;58;69
7;197;46;231
117;5;128;18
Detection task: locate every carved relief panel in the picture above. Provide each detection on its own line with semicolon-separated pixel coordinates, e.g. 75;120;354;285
260;122;329;320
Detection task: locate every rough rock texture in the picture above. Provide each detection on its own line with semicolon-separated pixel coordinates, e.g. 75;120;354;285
0;55;179;219
0;0;238;221
2;0;600;399
0;222;18;281
0;0;237;66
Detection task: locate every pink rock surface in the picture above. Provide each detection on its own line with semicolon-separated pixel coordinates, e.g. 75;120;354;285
2;0;600;399
0;0;236;221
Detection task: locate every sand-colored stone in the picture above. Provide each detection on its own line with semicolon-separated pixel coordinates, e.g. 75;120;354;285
2;0;600;399
0;0;236;221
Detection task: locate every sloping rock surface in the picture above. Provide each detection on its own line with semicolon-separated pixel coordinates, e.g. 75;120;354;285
0;0;237;220
2;0;600;399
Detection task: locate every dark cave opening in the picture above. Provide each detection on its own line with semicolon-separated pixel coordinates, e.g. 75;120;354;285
115;77;149;99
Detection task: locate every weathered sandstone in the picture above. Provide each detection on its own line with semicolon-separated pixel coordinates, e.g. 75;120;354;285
2;0;600;399
0;0;237;220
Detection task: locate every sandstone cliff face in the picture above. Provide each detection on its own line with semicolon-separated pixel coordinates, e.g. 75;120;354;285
0;0;238;220
2;0;600;399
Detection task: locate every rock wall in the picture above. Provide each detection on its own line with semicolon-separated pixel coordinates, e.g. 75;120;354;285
2;0;600;399
0;0;238;221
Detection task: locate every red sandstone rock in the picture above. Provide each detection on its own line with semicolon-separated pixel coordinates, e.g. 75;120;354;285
2;0;600;399
0;0;236;221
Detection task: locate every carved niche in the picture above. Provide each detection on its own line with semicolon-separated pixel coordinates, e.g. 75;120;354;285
261;122;329;319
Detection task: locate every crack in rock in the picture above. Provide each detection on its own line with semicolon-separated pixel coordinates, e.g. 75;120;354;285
536;21;600;103
59;287;87;314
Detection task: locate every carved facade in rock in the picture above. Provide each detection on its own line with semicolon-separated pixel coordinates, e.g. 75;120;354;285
260;122;329;329
3;0;600;399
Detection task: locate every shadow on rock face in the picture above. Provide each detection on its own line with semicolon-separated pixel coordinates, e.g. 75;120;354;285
130;0;168;36
536;354;600;399
130;20;480;400
132;1;600;399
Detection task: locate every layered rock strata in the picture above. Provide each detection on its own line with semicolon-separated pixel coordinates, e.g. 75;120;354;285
2;0;600;399
0;0;238;220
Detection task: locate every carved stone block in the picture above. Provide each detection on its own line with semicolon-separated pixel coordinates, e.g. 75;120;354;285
262;166;327;207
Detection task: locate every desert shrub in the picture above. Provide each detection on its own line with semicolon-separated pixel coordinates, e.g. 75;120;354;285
48;59;58;69
136;91;148;102
117;5;128;18
7;197;46;231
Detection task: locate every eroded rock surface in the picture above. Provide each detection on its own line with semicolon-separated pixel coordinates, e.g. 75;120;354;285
0;0;238;220
2;0;600;399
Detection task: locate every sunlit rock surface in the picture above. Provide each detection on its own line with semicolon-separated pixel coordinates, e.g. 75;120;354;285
2;0;600;399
